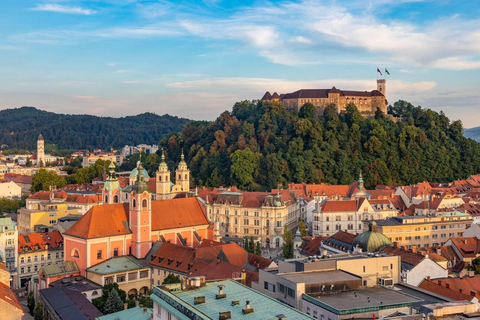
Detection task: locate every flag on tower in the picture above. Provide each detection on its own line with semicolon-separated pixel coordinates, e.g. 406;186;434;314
385;68;390;75
377;68;382;76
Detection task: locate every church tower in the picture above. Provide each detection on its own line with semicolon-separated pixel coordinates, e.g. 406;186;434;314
175;149;190;192
377;79;386;96
155;150;171;200
129;160;152;259
102;162;121;204
37;134;45;167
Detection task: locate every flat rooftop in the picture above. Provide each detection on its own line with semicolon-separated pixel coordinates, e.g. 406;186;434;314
304;287;420;314
279;270;360;285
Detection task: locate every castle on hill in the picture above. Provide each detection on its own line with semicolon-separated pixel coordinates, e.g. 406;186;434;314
261;79;387;115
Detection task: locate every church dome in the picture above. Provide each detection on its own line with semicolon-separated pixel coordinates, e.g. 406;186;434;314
129;162;149;180
352;222;391;253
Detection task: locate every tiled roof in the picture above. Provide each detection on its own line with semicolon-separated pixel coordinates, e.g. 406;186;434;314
301;236;327;256
381;246;425;267
328;230;357;245
3;173;33;184
449;237;480;258
188;259;259;286
18;230;63;253
65;197;209;239
419;277;478;301
0;282;23;313
150;242;208;274
321;200;359;212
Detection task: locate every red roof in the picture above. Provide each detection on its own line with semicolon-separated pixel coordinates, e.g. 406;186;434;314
321;200;361;212
449;237;480;258
18;231;63;253
301;236;328;256
3;173;32;184
189;260;259;286
65;198;210;239
381;246;425;266
0;282;23;313
419;276;480;301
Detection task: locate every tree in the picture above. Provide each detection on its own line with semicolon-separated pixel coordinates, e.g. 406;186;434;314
163;273;181;284
473;257;480;274
255;242;261;255
138;290;153;308
34;302;43;320
299;221;308;237
103;288;124;315
230;148;259;190
248;237;254;253
27;291;35;315
282;226;293;259
31;169;66;192
93;282;126;312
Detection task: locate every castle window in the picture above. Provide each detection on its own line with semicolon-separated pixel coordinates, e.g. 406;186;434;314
97;250;102;259
114;195;118;203
159;176;161;181
178;174;181;180
105;195;108;203
142;199;147;208
71;249;80;258
185;174;187;179
133;199;136;207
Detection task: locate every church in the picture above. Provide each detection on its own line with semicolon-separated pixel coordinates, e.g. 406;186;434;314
261;79;387;115
63;157;213;276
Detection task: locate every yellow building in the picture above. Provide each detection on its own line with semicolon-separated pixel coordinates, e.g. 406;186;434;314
372;210;473;249
18;202;78;234
86;256;150;298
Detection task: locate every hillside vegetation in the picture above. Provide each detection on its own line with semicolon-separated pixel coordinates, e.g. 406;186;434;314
0;107;189;150
160;100;480;190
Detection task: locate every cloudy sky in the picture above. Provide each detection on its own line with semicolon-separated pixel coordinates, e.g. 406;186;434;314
1;0;479;127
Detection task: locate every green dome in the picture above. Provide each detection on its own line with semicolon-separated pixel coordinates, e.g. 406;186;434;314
130;162;149;180
352;222;392;253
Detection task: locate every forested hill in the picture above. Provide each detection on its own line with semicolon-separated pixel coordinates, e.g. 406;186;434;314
0;107;190;150
160;100;480;190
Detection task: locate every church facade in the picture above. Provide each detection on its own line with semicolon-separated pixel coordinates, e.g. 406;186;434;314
261;79;387;115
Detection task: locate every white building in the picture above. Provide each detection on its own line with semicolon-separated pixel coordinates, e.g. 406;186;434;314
0;218;18;287
0;181;22;199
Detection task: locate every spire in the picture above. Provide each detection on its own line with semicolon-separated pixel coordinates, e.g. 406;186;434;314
159;148;167;168
104;162;120;191
179;148;187;166
133;160;150;193
358;171;364;191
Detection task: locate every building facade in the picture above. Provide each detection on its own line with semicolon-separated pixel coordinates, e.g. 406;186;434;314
0;218;18;286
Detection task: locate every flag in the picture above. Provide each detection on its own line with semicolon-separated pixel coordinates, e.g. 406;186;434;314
385;68;390;75
377;68;382;76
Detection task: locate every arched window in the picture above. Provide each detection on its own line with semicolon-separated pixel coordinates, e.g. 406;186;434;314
92;291;99;296
142;199;147;208
113;195;119;203
166;176;169;181
105;195;108;203
178;174;181;180
133;199;136;208
159;176;162;182
71;249;80;258
185;174;188;179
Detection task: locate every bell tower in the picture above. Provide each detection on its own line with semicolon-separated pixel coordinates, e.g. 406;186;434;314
129;160;152;259
156;149;171;200
102;162;121;204
37;134;45;167
175;149;190;192
377;79;386;96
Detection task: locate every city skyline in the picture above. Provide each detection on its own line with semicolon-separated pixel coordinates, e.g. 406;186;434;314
1;0;480;127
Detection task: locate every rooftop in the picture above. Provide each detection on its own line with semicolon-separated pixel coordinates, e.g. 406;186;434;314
87;256;149;275
40;286;102;320
151;279;313;319
41;261;80;277
278;270;360;285
50;275;102;292
95;306;152;320
304;287;420;315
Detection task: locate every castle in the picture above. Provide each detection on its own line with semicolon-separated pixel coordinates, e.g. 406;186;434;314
261;79;387;115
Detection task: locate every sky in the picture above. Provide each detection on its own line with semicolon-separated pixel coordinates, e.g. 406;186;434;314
1;1;480;127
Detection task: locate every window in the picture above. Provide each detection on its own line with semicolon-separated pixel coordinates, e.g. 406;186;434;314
56;252;59;259
48;254;51;260
27;266;31;273
254;229;259;235
405;236;412;240
21;268;24;274
243;219;249;225
276;221;282;227
363;266;366;272
49;220;56;224
307;307;311;315
41;255;44;261
414;236;421;240
142;199;147;208
254;220;259;226
113;248;118;257
313;311;318;319
335;215;341;221
34;266;38;272
382;266;388;271
279;284;285;293
244;211;249;216
254;212;259;217
157;304;162;316
441;234;447;238
140;270;149;278
21;257;24;264
244;228;249;234
117;274;126;282
27;257;31;263
441;225;447;229
97;250;102;259
287;288;295;298
105;277;113;284
326;216;329;222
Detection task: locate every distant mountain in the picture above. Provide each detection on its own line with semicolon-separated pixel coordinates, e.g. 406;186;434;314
465;127;480;141
0;107;190;150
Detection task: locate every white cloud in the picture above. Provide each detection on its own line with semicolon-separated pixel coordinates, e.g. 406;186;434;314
32;4;97;15
289;36;312;44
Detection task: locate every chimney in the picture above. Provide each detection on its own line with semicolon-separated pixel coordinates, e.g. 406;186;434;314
143;307;148;313
124;303;128;310
438;280;442;286
393;242;398;248
135;301;140;307
242;300;254;315
469;270;475;278
436;246;442;256
427;276;431;281
216;285;227;299
412;245;417;253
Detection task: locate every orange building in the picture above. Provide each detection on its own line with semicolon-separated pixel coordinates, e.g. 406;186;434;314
63;161;213;276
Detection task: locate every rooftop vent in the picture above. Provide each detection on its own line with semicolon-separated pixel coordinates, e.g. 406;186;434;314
231;301;239;306
194;296;205;305
242;300;254;315
216;285;226;299
219;311;231;320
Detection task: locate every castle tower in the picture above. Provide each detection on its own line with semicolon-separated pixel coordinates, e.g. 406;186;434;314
155;149;171;200
129;160;152;259
37;134;45;167
175;149;190;193
377;79;386;96
102;162;121;204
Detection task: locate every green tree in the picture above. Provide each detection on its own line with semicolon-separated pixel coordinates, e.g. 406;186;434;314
162;273;181;284
248;236;254;253
299;221;308;237
230;147;259;190
255;241;262;255
282;226;294;259
103;288;124;314
473;257;480;274
138;290;153;308
31;169;66;192
34;302;43;320
27;291;35;315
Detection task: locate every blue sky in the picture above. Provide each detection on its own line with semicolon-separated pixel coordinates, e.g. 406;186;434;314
1;0;480;127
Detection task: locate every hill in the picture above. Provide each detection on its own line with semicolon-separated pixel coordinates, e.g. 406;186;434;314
0;107;190;150
159;100;480;190
465;127;480;142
